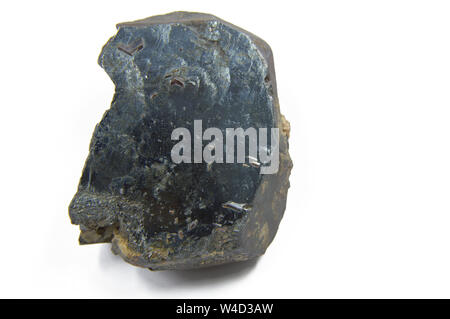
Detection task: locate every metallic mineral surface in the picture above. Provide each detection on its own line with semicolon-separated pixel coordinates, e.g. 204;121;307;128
69;11;292;270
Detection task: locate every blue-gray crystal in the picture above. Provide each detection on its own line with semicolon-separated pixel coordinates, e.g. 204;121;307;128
69;12;292;270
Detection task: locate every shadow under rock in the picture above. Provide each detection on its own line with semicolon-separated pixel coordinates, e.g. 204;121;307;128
135;258;260;289
98;244;128;269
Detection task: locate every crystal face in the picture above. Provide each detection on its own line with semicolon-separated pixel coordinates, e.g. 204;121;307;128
69;12;292;270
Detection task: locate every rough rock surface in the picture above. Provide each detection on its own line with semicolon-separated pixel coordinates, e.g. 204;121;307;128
69;12;292;270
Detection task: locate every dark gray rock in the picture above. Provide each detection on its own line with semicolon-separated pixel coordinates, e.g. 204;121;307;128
69;11;292;270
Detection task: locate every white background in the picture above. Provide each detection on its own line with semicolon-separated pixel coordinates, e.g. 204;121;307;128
1;0;449;298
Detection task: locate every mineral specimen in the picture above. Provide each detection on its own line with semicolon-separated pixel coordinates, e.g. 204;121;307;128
69;11;292;270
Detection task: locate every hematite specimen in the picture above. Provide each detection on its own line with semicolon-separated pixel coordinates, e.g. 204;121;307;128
69;12;292;270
